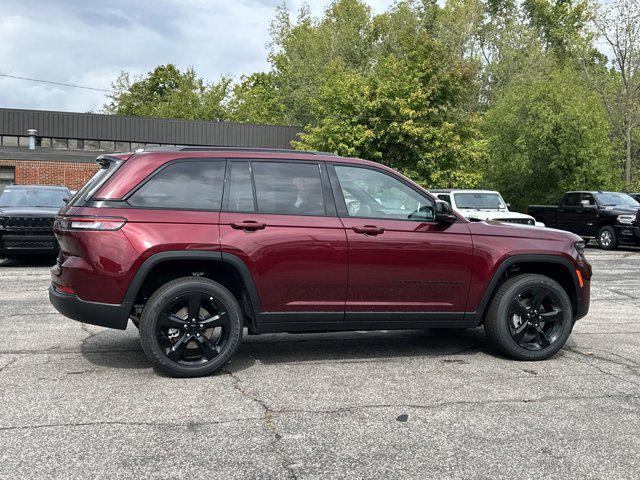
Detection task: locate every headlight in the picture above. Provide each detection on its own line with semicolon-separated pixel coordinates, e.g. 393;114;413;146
574;241;585;256
617;214;635;225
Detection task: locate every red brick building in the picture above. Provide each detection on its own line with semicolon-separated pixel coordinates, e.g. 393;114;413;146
0;108;301;192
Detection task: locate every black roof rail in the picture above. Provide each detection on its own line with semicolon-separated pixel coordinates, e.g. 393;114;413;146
141;146;338;156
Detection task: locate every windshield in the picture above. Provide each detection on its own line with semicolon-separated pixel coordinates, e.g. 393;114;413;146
0;188;68;208
594;192;639;207
454;192;505;210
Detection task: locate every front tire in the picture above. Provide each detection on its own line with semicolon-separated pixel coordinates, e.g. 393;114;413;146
484;274;573;360
597;226;618;250
139;277;243;377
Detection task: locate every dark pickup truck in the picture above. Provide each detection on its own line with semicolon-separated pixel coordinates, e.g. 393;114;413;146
528;191;640;250
0;185;70;258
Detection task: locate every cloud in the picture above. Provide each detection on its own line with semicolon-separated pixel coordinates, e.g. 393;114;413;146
0;0;388;113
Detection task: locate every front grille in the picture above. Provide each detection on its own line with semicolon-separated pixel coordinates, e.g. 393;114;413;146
0;217;54;231
496;218;535;226
3;238;57;249
1;233;58;250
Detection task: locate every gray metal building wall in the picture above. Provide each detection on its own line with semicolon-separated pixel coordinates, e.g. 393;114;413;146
0;108;302;149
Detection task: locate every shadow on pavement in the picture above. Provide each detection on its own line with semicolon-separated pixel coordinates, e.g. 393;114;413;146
80;326;492;373
80;329;149;370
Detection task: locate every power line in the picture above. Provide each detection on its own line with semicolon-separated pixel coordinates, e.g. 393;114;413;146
0;73;115;93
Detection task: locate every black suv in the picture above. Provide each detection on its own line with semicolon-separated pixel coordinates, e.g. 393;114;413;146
0;185;70;258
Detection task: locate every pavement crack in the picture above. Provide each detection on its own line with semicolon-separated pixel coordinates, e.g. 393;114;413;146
268;392;640;416
222;368;298;480
564;347;640;386
0;357;17;374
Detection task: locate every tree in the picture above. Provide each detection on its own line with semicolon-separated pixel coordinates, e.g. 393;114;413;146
523;0;593;61
104;64;231;121
593;0;640;190
227;73;287;125
275;0;485;187
484;66;620;210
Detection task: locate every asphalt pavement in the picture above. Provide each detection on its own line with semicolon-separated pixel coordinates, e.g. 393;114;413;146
0;247;638;479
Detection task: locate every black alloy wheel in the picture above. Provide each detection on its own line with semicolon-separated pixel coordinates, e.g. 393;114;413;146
140;277;243;377
507;286;565;351
157;293;230;365
484;273;573;360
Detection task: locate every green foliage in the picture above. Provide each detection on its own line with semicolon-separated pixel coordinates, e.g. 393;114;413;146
281;0;487;188
483;66;621;210
105;64;231;121
227;73;287;125
523;0;593;60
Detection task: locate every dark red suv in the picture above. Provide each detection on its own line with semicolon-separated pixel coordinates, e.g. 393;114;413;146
49;147;591;377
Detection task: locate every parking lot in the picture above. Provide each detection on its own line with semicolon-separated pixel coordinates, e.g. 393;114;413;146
0;248;638;479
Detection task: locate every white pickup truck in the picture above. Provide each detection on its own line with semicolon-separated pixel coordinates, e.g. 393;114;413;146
430;189;543;226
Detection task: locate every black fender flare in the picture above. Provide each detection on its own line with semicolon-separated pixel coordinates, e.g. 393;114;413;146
466;254;585;323
122;250;262;312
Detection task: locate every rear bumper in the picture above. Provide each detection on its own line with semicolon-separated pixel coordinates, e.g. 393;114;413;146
49;286;131;330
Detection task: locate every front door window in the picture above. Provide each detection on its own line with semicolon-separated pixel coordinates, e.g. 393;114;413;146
333;165;434;222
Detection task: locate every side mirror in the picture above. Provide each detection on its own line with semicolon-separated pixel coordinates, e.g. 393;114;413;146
435;200;457;224
580;200;595;209
506;203;511;208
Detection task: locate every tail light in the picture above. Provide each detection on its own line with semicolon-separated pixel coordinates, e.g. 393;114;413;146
53;283;76;295
55;216;127;231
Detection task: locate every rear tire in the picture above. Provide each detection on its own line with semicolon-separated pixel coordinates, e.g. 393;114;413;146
139;277;243;377
484;274;573;361
597;226;618;250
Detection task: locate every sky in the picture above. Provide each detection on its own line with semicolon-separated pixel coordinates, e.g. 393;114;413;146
0;0;390;114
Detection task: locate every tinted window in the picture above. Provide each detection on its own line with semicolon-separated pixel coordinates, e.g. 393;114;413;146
68;159;122;207
252;162;325;215
562;193;581;207
437;194;452;205
581;193;596;206
227;161;255;212
334;165;434;221
129;160;225;210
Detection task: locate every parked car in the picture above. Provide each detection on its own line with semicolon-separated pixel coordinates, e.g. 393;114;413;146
431;189;541;226
0;184;70;259
528;191;640;250
49;148;591;377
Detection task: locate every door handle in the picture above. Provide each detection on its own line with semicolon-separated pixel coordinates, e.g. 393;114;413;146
352;225;385;236
230;221;266;231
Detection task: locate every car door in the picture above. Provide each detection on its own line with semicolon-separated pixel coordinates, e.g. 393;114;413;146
578;193;599;237
557;193;581;233
328;163;473;322
219;159;348;327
